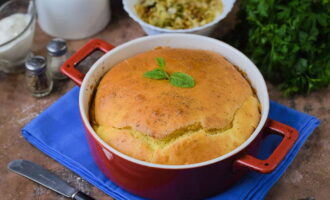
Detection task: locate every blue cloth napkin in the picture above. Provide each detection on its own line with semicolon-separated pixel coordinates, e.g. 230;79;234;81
22;87;320;200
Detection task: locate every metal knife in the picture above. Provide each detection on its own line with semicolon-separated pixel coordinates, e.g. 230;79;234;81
8;159;95;200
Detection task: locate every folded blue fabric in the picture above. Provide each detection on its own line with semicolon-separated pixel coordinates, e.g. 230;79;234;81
22;87;320;200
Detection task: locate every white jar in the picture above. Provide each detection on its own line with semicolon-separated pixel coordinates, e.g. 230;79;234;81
35;0;111;40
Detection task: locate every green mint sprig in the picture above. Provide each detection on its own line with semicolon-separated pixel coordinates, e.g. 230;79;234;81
143;57;195;88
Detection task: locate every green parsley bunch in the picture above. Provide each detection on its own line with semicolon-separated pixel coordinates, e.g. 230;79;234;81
225;0;330;96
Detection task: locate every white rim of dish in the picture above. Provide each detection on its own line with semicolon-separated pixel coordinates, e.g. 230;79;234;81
80;34;269;169
122;0;236;33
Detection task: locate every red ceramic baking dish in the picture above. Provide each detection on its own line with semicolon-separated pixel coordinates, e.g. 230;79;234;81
61;34;298;200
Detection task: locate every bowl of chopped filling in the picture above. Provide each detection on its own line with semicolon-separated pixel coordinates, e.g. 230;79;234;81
123;0;236;35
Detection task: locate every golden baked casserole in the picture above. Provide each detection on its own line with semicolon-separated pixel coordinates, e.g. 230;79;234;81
91;48;261;165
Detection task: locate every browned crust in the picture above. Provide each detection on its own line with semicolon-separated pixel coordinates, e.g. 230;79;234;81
91;48;261;165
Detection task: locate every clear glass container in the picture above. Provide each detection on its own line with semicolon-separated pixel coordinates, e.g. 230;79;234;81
25;56;53;97
0;0;36;73
47;38;68;80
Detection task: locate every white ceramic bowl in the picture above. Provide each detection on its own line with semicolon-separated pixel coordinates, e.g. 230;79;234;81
123;0;236;35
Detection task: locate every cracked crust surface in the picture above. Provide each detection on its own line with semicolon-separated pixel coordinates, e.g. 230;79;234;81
91;48;261;165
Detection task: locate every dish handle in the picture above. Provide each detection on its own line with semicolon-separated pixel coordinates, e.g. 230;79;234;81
234;119;299;173
61;39;115;86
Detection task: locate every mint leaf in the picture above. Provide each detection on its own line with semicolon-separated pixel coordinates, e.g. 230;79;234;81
144;57;196;88
156;57;165;68
143;68;168;79
169;72;195;88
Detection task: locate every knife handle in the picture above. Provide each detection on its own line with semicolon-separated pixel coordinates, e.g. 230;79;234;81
72;191;95;200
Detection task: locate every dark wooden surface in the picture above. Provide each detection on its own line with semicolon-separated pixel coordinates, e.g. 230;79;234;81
0;1;329;200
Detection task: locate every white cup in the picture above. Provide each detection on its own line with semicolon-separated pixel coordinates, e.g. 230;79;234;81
36;0;111;40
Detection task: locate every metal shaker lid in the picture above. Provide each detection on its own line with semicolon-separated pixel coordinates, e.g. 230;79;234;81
47;38;67;56
25;56;46;72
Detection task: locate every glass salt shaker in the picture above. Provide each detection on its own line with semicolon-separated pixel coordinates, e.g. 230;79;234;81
47;38;68;80
25;55;53;97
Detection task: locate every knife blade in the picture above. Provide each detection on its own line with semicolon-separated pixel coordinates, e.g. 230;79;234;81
8;159;95;200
